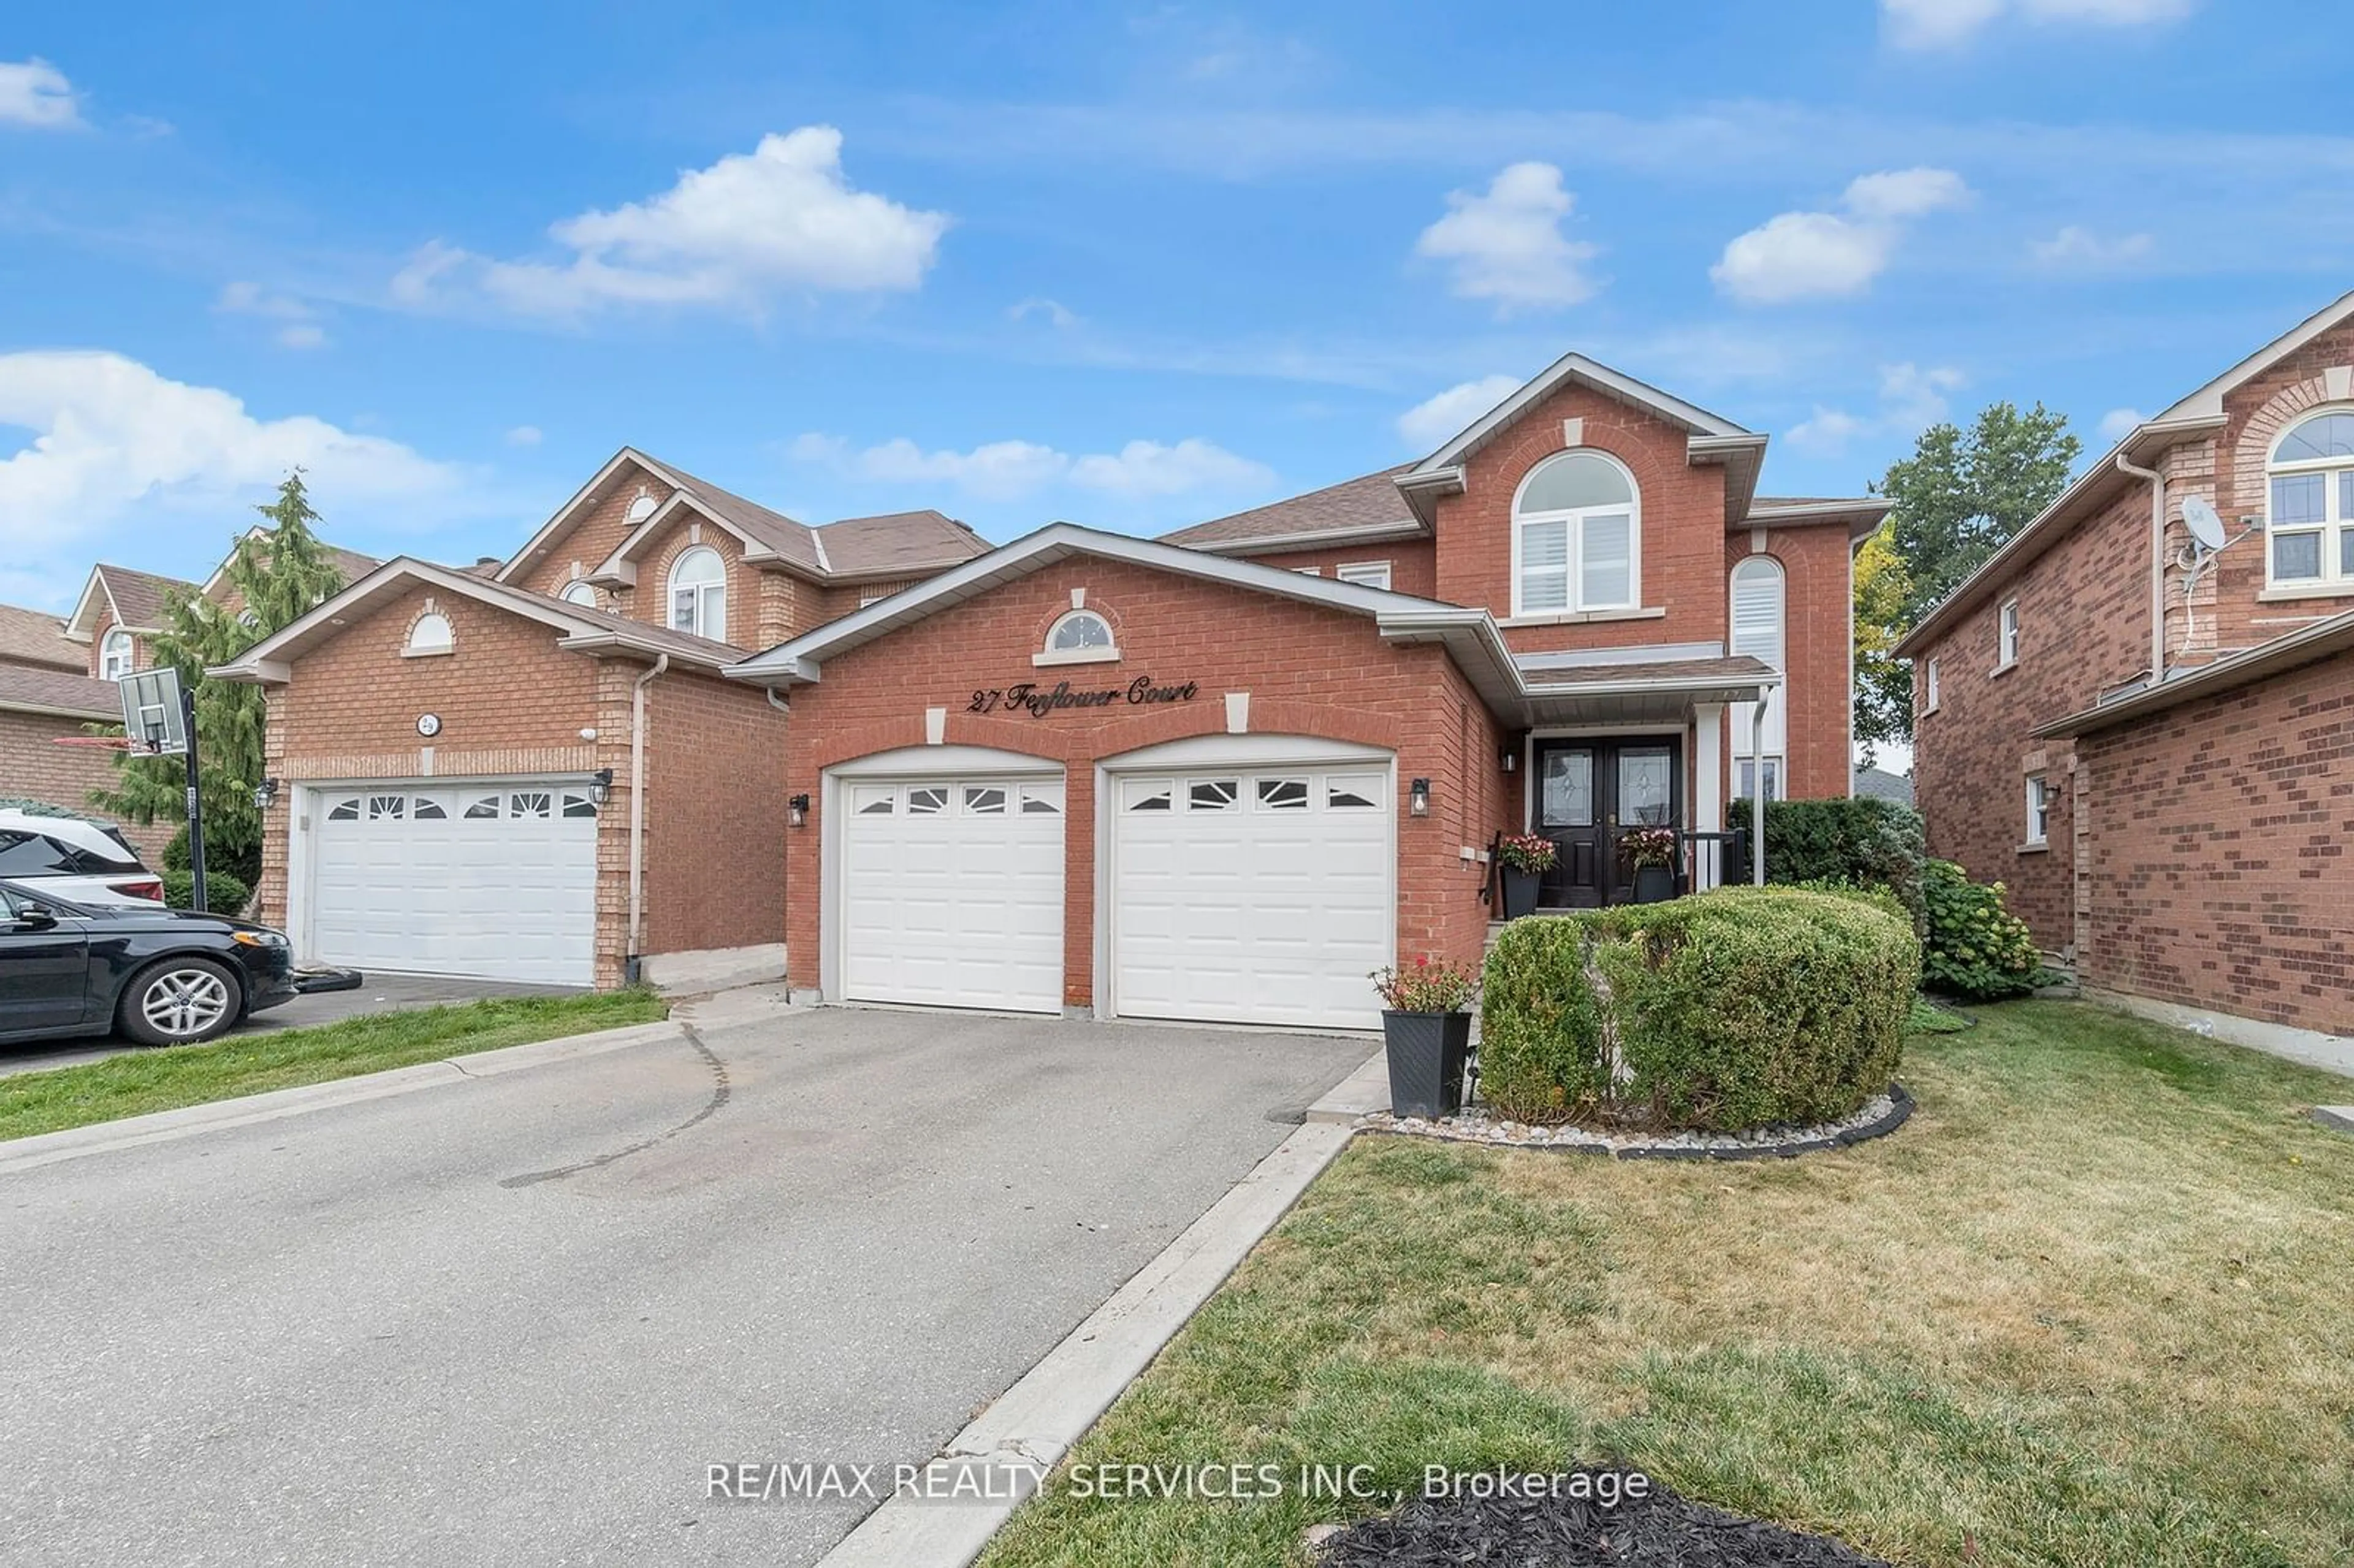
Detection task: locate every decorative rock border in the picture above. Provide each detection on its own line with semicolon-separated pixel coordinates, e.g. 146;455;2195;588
1359;1083;1914;1162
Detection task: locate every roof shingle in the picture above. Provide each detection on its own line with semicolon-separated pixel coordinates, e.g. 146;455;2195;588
0;603;81;672
0;664;121;718
95;565;198;630
1162;466;1417;548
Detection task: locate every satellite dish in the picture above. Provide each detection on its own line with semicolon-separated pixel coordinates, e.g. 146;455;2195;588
2182;495;2227;553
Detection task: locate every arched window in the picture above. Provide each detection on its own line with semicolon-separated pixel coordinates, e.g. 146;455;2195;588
1729;556;1786;669
405;612;454;655
2266;409;2354;588
1036;607;1118;665
626;489;660;525
99;628;134;680
1512;451;1639;616
560;579;598;609
668;546;726;641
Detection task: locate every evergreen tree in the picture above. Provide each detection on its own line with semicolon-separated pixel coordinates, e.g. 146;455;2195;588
92;474;348;884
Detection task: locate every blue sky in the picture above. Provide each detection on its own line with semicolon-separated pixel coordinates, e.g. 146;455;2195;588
4;0;2348;609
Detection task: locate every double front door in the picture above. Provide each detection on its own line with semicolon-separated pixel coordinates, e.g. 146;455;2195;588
1533;739;1680;908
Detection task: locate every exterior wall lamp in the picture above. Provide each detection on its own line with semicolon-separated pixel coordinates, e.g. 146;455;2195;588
1409;778;1432;818
789;793;810;829
252;776;280;811
588;767;614;806
1498;745;1518;773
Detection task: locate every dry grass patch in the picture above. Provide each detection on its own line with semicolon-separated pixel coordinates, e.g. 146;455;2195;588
980;1002;2354;1568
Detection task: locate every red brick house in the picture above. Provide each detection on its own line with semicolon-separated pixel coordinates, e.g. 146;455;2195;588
728;353;1881;1029
0;599;167;854
212;449;990;989
1899;291;2354;1044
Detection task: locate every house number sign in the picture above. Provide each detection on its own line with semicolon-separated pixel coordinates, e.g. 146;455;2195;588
968;675;1199;719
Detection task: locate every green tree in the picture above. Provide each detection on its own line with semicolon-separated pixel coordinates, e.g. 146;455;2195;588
92;474;348;885
1856;402;2080;752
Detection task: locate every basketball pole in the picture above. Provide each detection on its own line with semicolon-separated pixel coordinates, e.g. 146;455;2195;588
180;683;208;914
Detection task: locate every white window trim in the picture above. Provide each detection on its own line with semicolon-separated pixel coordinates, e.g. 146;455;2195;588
559;580;598;608
1736;756;1785;803
1333;560;1392;590
1728;555;1786;671
1994;598;2022;674
1034;607;1120;668
1922;656;1941;714
2022;774;2051;851
1509;449;1642;619
403;612;455;658
98;628;134;681
667;546;728;642
2263;406;2354;592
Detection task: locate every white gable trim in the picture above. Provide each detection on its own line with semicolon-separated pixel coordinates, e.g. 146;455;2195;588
61;567;121;643
2154;287;2354;425
1408;351;1750;478
492;447;691;585
588;490;796;585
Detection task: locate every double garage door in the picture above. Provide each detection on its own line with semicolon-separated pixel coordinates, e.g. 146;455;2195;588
836;751;1393;1029
307;781;598;986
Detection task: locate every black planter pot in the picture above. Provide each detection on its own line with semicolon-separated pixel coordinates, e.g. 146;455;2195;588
1632;864;1676;904
1382;1010;1474;1118
1499;866;1542;920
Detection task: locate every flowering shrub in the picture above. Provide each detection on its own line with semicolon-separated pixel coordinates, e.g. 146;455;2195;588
1920;858;2042;1001
1496;832;1558;873
1619;825;1680;870
1371;956;1478;1013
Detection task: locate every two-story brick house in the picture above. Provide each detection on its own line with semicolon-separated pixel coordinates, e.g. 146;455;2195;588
726;353;1881;1029
213;448;992;989
1899;290;2354;1043
0;599;166;854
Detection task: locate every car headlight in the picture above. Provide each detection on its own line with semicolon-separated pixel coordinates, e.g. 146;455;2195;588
230;929;289;948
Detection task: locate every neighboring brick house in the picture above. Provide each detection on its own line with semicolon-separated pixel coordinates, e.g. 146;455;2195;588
211;449;990;989
727;352;1881;1029
1899;290;2354;1040
0;599;173;862
61;563;196;683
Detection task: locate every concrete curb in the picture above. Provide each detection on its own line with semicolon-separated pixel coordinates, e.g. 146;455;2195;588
1305;1048;1388;1124
815;1119;1358;1568
2313;1106;2354;1135
0;1019;686;1176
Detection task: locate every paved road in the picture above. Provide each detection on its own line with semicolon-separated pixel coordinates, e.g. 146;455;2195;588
0;1007;1367;1566
0;973;583;1080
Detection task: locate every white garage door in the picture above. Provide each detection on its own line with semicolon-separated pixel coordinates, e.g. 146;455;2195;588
309;782;598;985
1111;764;1393;1030
839;777;1065;1013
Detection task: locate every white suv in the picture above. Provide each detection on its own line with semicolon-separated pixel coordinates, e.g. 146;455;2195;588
0;810;166;905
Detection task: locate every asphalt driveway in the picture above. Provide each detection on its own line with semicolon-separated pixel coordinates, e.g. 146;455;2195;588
0;1005;1368;1567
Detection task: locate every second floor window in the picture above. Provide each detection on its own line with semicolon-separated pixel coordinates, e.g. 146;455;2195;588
1923;657;1941;714
2266;409;2354;589
668;546;727;642
1512;451;1639;617
1729;556;1786;669
1998;598;2022;668
99;628;134;680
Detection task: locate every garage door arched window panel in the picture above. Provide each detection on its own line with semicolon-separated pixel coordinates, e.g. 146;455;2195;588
560;792;598;818
1326;775;1384;810
405;613;454;657
1512;451;1640;617
1187;779;1240;812
1256;777;1309;811
907;786;950;816
412;796;448;820
1037;608;1118;666
852;786;896;815
463;794;499;820
2266;409;2354;587
327;797;362;822
668;546;728;641
1123;781;1173;812
963;785;1008;815
367;794;405;821
99;627;134;680
509;791;552;818
1019;784;1063;815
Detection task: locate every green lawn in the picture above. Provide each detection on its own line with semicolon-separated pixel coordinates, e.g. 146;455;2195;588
980;1001;2354;1568
0;990;669;1142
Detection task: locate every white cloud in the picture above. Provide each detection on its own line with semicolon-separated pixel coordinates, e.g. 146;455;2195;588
274;323;329;351
393;127;948;319
1007;297;1078;329
792;432;1272;502
506;425;544;447
1414;162;1601;314
0;351;460;560
2028;224;2154;270
216;282;330;350
1396;375;1523;450
1883;0;2193;50
0;58;82;129
1712;168;1968;304
1788;362;1966;453
2097;406;2144;442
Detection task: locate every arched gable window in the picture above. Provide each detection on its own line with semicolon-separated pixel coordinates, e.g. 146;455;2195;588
2266;409;2354;588
668;546;727;641
99;627;134;680
560;579;598;609
1035;607;1118;666
1512;451;1639;616
405;612;454;655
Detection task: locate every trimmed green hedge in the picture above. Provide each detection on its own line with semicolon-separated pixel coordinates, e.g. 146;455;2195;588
1921;859;2041;1001
163;870;252;916
1729;796;1928;931
1480;886;1921;1132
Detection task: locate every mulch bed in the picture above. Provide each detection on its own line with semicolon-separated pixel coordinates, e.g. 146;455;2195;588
1315;1469;1894;1567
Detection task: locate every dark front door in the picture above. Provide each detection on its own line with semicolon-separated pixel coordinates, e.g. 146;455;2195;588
1533;739;1682;908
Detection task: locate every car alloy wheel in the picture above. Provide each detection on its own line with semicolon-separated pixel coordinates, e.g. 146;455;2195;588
140;966;234;1041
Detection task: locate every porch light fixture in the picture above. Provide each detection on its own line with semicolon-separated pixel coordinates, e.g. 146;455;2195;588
588;767;614;806
253;776;280;811
789;793;810;829
1409;778;1432;818
1499;746;1518;773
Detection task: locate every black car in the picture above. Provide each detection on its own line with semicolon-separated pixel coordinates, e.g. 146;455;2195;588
0;878;314;1047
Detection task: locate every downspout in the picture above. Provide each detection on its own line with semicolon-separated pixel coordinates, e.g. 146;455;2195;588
2113;451;2166;685
626;653;670;984
1751;688;1770;886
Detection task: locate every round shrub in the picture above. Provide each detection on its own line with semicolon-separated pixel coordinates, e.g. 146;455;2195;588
1919;858;2041;1002
162;869;252;916
1479;887;1921;1132
1731;796;1929;933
